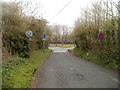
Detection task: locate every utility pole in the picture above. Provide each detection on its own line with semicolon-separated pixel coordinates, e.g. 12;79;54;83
0;0;2;89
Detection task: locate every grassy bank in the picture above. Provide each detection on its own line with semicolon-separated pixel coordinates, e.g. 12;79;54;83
2;49;51;88
73;48;119;70
49;44;74;48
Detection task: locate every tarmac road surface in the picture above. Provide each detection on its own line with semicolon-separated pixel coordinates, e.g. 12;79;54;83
30;47;118;88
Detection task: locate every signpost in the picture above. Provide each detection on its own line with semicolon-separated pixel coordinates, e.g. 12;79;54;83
98;33;104;40
42;33;46;50
25;31;33;40
42;33;46;40
98;33;104;48
25;31;33;52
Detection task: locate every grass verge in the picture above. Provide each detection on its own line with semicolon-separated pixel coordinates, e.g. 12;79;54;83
73;48;119;70
2;49;51;88
49;44;74;48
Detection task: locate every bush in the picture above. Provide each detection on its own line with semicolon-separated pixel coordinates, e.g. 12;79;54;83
3;32;29;58
2;2;52;59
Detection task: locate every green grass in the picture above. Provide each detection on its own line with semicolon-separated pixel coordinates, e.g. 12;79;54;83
60;45;74;48
49;44;74;48
73;48;119;70
2;49;51;88
0;66;1;90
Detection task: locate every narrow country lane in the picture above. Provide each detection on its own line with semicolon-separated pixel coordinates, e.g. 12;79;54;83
30;47;118;88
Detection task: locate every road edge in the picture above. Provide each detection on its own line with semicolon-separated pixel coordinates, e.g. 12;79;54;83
28;50;53;88
68;49;119;72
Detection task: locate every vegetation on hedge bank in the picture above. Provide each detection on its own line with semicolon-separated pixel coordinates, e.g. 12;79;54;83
2;2;52;58
2;2;53;88
73;48;119;70
2;49;51;88
72;0;119;67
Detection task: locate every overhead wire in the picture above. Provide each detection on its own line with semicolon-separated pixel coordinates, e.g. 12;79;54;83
50;0;73;20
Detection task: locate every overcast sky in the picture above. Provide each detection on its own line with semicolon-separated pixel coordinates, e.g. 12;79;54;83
40;0;98;26
3;0;118;27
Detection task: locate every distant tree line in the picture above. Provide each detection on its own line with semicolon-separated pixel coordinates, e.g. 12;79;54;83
50;25;73;46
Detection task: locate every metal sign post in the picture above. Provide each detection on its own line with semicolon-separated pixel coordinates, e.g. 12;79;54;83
98;33;104;51
98;33;104;40
42;33;46;51
25;31;33;52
